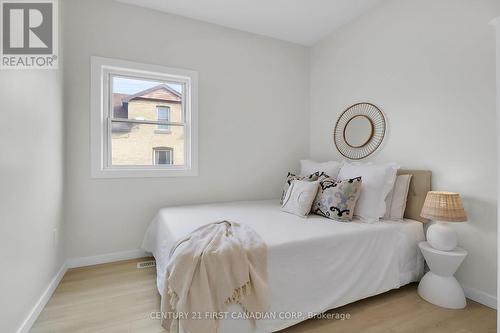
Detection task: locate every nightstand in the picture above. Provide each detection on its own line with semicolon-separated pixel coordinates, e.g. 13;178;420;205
417;241;468;309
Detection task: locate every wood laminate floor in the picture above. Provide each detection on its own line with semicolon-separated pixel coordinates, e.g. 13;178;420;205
31;258;496;333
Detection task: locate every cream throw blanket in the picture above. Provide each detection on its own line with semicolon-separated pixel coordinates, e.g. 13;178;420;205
162;220;270;333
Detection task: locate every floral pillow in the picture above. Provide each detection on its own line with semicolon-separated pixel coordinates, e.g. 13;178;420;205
281;171;329;204
312;177;362;222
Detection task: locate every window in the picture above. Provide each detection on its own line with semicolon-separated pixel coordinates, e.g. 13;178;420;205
91;57;198;178
153;147;173;165
156;106;170;131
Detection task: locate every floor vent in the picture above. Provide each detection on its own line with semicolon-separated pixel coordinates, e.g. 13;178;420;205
137;260;156;269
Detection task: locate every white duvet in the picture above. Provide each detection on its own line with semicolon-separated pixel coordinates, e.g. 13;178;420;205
142;200;424;333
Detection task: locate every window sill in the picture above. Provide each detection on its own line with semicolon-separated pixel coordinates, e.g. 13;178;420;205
91;167;198;178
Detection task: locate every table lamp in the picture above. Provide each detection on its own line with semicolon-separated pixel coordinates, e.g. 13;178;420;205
420;191;467;251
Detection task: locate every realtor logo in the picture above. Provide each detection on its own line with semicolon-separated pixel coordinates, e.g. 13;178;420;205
1;0;58;69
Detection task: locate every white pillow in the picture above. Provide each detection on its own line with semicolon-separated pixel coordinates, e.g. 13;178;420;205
300;160;343;179
281;180;319;217
337;162;400;222
384;174;412;220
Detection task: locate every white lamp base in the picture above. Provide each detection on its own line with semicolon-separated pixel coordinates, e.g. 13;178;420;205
427;222;457;251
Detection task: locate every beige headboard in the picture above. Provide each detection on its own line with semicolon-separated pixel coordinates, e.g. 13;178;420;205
397;169;432;223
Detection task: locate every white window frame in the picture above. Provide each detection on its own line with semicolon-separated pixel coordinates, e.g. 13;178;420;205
90;56;198;178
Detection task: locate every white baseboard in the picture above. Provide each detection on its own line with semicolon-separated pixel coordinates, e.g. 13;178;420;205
66;248;149;269
463;286;497;309
17;262;68;333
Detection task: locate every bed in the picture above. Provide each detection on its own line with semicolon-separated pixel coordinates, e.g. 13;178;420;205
142;170;431;333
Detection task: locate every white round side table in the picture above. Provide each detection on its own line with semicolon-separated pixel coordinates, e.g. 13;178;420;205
417;241;468;309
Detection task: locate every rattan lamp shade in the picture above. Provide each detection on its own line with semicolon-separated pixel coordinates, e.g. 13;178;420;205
420;191;467;222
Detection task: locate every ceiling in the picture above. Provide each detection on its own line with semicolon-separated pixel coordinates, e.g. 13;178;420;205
116;0;384;46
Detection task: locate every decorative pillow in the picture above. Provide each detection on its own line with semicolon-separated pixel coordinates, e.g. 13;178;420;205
384;174;412;220
300;160;343;179
312;177;362;222
337;162;399;222
281;180;319;217
281;171;329;203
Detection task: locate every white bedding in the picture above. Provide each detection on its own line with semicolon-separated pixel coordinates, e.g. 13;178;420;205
142;200;424;333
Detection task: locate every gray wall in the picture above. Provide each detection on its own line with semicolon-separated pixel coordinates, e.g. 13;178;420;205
310;0;499;299
0;38;64;333
62;0;310;258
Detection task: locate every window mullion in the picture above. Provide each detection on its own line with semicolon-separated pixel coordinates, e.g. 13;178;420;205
110;118;185;126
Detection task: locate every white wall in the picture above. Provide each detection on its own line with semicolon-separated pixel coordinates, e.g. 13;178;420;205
62;0;310;258
310;0;499;299
0;33;64;333
493;14;500;319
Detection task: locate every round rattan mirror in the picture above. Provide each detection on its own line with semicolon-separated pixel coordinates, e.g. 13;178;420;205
333;103;386;160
